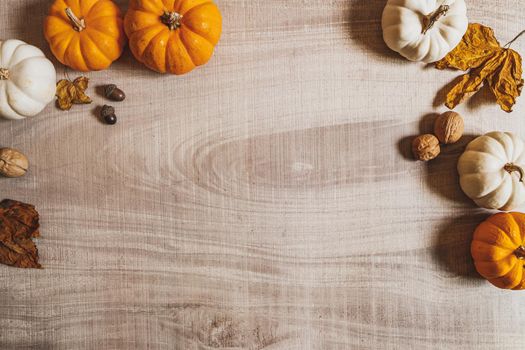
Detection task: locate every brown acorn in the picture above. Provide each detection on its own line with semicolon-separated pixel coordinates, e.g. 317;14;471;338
100;105;117;125
104;84;126;102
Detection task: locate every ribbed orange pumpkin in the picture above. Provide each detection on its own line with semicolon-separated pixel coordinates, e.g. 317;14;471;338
44;0;126;71
124;0;222;75
471;212;525;290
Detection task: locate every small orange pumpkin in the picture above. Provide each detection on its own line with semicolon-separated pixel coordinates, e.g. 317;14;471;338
471;212;525;290
44;0;126;71
124;0;222;75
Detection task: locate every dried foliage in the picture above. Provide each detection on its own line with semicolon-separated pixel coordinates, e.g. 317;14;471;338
0;199;41;268
436;23;524;113
56;76;92;110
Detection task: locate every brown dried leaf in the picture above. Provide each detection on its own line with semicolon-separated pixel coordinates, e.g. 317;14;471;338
56;76;92;111
436;23;524;112
0;199;41;269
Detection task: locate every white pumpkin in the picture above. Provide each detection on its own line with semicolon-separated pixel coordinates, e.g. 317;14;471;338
381;0;468;63
458;132;525;211
0;39;56;120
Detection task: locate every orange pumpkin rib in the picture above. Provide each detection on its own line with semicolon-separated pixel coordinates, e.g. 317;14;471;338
474;253;518;279
44;16;74;39
471;240;515;262
161;0;177;10
512;269;525;290
79;0;100;16
510;212;525;242
166;31;196;74
129;0;165;14
490;262;524;289
48;31;75;65
488;213;523;246
63;0;81;15
182;3;222;44
179;0;212;15
129;25;165;61
473;222;520;250
80;32;113;69
87;17;124;40
87;2;121;21
143;28;170;72
179;26;214;65
172;0;185;12
124;10;162;34
65;36;89;71
49;4;74;23
77;35;97;71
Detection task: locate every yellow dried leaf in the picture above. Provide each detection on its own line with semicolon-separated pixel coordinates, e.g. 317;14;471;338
436;23;524;113
436;23;501;71
55;76;92;111
487;50;524;112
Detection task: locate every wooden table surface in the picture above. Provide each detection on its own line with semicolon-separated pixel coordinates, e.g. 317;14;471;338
1;0;525;349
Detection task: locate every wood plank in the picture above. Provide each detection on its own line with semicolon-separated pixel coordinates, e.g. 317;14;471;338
1;0;525;349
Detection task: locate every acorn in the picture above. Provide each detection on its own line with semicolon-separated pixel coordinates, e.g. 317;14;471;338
104;84;126;102
100;105;117;125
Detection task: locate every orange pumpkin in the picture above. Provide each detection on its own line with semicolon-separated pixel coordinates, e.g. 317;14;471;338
44;0;126;71
124;0;222;75
471;212;525;290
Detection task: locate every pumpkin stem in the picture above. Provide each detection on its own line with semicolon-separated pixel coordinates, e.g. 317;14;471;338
504;163;525;182
161;11;183;31
65;8;86;32
515;246;525;260
0;68;9;80
422;4;450;34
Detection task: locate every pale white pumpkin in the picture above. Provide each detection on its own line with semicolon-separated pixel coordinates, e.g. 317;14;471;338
381;0;468;63
0;39;56;120
458;132;525;211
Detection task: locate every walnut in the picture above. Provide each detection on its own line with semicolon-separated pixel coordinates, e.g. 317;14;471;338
434;111;464;144
412;134;440;161
0;148;28;178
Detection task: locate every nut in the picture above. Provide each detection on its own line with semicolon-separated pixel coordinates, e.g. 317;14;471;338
104;84;126;102
434;111;464;144
100;105;117;125
0;148;28;177
412;134;440;161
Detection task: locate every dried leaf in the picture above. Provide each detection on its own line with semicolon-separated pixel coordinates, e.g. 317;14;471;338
436;23;501;71
487;50;524;112
436;23;524;112
56;76;92;111
71;77;92;104
0;199;41;269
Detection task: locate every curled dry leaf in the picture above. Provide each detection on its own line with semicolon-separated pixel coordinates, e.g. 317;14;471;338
436;23;524;113
56;76;92;111
0;199;42;268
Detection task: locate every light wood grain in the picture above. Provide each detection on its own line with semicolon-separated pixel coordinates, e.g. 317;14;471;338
1;0;525;349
